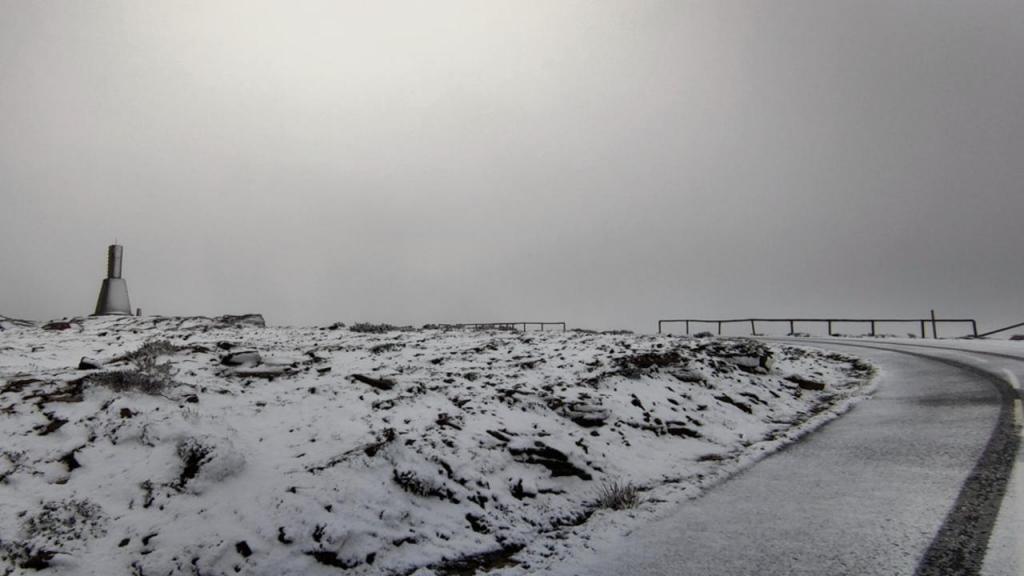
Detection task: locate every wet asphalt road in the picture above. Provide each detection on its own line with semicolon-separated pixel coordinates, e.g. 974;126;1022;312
545;340;1022;576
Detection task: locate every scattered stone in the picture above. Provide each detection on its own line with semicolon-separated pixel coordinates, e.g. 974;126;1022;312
214;314;266;328
509;441;592;480
42;321;73;331
235;541;252;558
563;402;610;428
664;421;702;438
78;357;103;370
699;340;775;374
220;350;262;366
785;374;826;391
714;393;752;414
351;374;396;391
671;369;705;383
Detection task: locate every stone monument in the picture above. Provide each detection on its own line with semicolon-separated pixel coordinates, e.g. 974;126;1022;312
94;244;133;315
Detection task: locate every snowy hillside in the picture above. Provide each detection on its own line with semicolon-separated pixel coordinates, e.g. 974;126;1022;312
0;316;874;575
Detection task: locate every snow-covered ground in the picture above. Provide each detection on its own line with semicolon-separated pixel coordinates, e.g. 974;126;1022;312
0;316;875;576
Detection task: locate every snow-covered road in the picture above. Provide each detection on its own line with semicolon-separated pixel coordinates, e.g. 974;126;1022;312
543;340;1022;576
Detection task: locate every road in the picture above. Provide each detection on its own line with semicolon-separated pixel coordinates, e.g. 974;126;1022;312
544;339;1022;576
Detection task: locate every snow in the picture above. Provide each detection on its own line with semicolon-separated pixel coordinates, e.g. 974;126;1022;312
0;316;875;575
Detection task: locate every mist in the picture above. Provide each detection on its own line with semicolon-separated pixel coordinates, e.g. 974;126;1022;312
2;1;1022;332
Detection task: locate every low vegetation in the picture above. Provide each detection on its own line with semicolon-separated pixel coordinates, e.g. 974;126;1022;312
594;480;643;511
89;340;177;395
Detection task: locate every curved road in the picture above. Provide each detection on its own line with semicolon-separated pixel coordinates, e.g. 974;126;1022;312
545;340;1022;576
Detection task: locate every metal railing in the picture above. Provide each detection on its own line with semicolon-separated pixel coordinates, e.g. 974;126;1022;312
657;317;979;338
435;322;567;332
976;320;1024;339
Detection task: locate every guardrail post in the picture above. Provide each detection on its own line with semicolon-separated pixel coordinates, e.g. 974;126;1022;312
717;321;722;336
931;310;938;339
750;319;756;335
870;320;876;337
827;320;833;336
971;320;978;337
789;320;794;335
685;320;690;335
920;320;926;338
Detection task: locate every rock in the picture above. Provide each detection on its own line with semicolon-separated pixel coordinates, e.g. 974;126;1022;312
714;393;752;414
351;374;396;391
664;421;702;438
671;369;705;383
510;478;538;499
563;402;610;427
508;441;592;480
785;374;826;391
232;366;288;379
214;314;266;328
700;340;775;374
220;350;262;366
1010;334;1024;341
78;357;103;370
43;321;73;331
235;541;252;558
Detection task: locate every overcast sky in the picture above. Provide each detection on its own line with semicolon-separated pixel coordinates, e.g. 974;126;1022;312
1;1;1022;333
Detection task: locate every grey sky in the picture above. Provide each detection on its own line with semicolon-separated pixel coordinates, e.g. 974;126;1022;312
1;1;1022;333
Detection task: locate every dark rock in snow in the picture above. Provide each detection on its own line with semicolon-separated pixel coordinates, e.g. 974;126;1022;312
785;374;826;391
214;314;266;328
665;421;702;438
671;369;705;383
714;394;752;414
563;402;610;427
699;340;775;374
351;374;396;391
78;357;103;370
235;541;252;558
42;321;73;331
220;350;262;366
509;441;592;480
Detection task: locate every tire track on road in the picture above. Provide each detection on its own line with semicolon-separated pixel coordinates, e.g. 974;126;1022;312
764;339;1021;576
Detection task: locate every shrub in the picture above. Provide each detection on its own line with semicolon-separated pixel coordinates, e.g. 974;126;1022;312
350;322;395;333
120;340;179;362
90;341;177;395
351;322;417;333
594;480;643;511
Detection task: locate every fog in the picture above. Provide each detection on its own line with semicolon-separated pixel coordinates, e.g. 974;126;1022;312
2;1;1022;332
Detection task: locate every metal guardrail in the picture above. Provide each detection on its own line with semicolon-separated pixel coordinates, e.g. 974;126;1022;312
976;321;1024;339
657;317;979;338
436;322;567;332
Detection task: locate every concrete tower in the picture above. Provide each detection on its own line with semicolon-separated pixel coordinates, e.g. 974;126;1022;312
94;244;133;315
